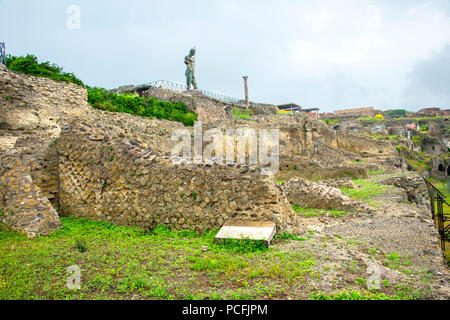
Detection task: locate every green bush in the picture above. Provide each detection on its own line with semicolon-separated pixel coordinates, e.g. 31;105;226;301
87;87;197;126
74;238;87;253
412;135;424;152
219;238;268;254
6;54;84;87
383;109;408;118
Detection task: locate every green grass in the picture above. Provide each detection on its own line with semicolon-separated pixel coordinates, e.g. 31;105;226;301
340;178;387;200
0;217;437;299
405;158;431;173
358;116;384;122
232;106;253;119
368;169;385;176
370;134;400;141
321;119;340;125
383;252;411;269
274;232;306;242
310;288;422;300
395;116;450;121
412;135;425;152
0;217;318;300
292;205;353;218
427;178;449;199
310;290;392;300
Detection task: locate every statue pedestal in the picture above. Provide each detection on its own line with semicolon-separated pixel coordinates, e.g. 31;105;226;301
186;90;203;96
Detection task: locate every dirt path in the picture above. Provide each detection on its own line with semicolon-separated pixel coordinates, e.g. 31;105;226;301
283;174;450;299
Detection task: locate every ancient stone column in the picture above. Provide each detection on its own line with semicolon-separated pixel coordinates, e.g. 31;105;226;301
243;76;249;107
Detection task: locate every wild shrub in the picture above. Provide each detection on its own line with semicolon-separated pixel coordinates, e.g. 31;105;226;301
217;238;268;254
87;87;197;126
6;54;84;87
274;232;305;242
74;238;87;253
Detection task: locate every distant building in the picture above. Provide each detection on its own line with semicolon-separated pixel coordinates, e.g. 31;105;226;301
442;109;450;116
417;108;442;116
277;103;319;118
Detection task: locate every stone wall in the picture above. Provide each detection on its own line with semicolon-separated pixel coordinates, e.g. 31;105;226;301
334;107;379;117
0;65;411;237
378;173;430;210
0;66;92;220
0;151;61;237
56;124;302;233
142;87;233;124
282;178;373;214
0;68;89;133
335;131;395;157
249;103;278;116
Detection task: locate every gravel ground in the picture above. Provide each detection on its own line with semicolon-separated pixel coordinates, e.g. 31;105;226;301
286;178;450;300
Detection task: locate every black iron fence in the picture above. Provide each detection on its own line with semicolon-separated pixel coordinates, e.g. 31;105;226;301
0;42;6;65
424;178;450;261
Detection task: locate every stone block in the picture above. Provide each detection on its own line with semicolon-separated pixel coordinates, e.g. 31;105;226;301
215;219;276;247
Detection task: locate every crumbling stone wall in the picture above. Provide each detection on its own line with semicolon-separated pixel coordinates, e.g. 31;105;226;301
0;151;61;237
0;65;413;238
378;173;430;210
249;103;278;116
282;178;373;214
0;65;92;211
0;66;94;236
335;131;395;157
56;124;301;233
0;67;88;133
333;106;379;117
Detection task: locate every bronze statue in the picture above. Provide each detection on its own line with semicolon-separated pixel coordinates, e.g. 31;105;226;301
185;48;198;90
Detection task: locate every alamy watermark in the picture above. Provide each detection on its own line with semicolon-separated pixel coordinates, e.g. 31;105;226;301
67;5;81;30
171;121;279;176
366;264;381;290
66;265;81;290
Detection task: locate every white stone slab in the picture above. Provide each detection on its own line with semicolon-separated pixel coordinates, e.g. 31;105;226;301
215;220;276;246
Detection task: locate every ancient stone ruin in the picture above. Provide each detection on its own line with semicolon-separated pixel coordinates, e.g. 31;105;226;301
0;63;445;248
0;66;305;236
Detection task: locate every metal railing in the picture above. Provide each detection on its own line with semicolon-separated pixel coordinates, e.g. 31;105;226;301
145;80;241;104
424;178;450;261
0;42;6;65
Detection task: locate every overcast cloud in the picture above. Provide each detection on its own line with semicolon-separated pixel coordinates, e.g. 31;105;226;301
1;0;450;112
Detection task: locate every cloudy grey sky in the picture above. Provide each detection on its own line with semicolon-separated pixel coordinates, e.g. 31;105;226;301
1;0;450;112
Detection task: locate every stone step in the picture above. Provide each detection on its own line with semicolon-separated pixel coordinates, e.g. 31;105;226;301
215;219;276;247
